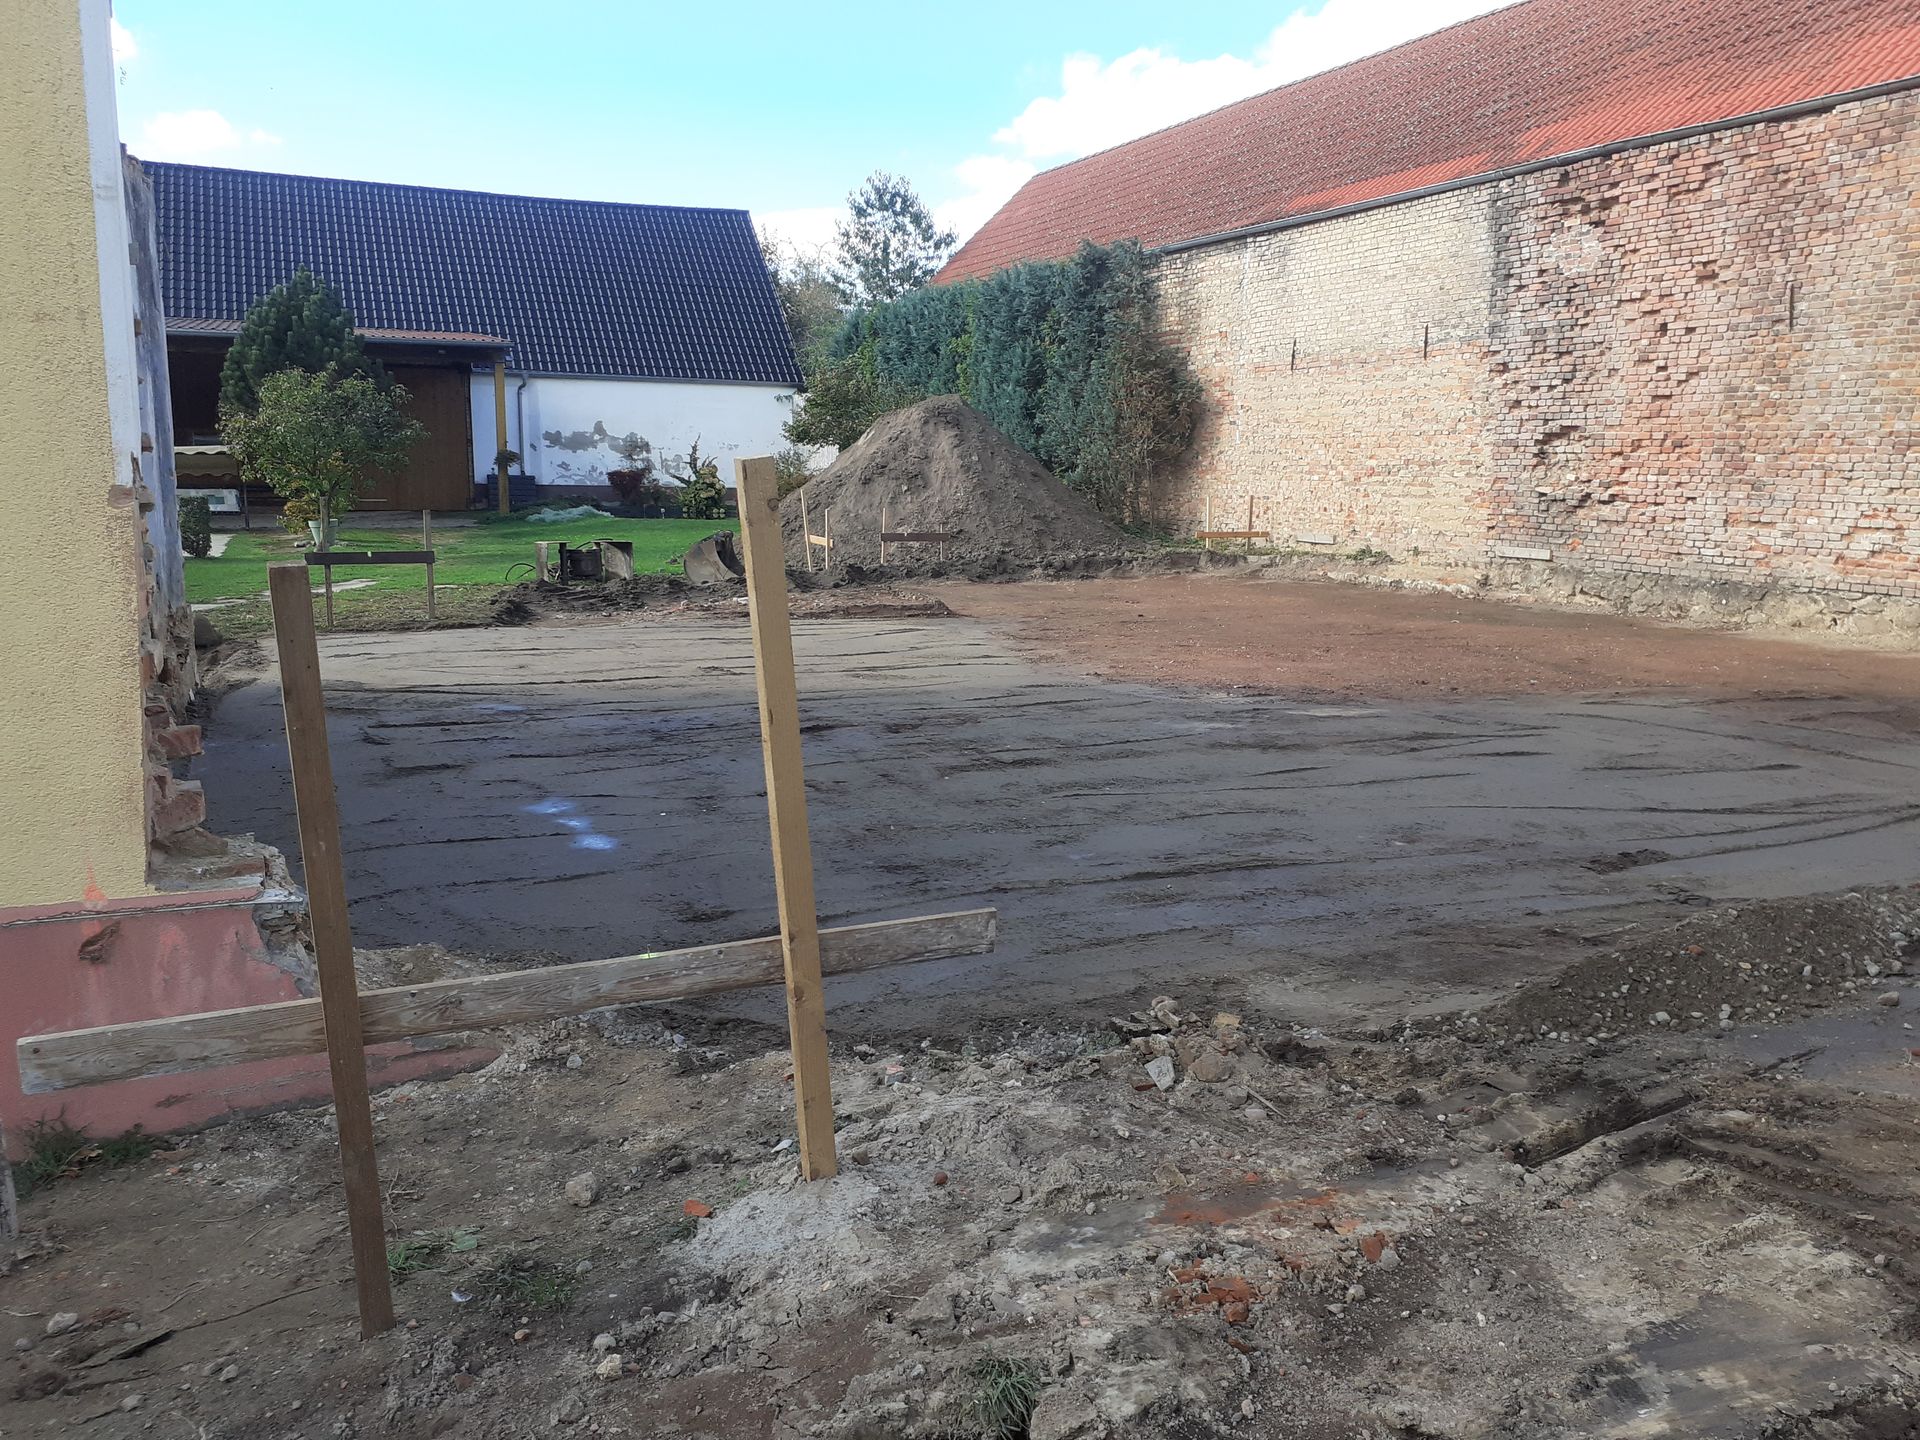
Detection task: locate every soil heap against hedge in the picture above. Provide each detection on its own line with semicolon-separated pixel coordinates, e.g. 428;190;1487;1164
779;396;1133;572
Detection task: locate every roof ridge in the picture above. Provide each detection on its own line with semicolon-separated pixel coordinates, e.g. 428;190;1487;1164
136;158;752;220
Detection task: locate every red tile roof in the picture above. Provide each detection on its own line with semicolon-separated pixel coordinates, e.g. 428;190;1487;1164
937;0;1920;283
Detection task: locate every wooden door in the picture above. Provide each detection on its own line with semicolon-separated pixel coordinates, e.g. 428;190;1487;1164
358;364;474;512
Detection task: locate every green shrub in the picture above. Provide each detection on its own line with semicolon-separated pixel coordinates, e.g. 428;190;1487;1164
795;239;1198;523
179;495;213;558
675;439;730;519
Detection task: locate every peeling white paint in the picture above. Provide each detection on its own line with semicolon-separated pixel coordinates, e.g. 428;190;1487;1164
469;376;797;489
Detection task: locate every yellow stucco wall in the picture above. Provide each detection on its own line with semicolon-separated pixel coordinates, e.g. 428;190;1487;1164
0;0;155;907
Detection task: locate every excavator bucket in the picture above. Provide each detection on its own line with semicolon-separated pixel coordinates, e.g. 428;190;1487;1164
680;530;745;586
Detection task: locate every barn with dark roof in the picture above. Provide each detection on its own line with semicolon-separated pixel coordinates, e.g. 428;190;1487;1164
942;0;1920;620
146;161;802;511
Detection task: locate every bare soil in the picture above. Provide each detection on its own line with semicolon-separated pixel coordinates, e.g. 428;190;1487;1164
780;397;1131;569
930;575;1920;707
6;890;1918;1439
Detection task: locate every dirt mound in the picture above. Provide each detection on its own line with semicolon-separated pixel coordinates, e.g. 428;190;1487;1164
780;396;1133;571
1473;887;1919;1043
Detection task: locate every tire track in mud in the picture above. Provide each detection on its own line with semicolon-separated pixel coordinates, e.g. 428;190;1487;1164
202;615;1920;1031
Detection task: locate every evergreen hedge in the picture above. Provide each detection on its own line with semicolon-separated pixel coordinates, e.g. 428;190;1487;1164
789;240;1198;522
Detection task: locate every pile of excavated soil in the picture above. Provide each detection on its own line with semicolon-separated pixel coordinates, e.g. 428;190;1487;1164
1465;887;1920;1044
780;396;1136;572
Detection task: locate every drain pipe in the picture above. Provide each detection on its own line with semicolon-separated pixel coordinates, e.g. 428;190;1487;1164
515;374;532;482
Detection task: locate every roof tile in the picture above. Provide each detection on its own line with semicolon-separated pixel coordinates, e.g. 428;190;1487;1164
145;162;802;386
938;0;1920;282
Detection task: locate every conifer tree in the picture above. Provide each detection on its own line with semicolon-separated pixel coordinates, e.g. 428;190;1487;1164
218;267;385;416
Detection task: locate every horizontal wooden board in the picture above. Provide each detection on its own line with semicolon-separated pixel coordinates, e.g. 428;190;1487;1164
18;909;995;1095
305;551;436;566
880;532;958;544
805;534;834;547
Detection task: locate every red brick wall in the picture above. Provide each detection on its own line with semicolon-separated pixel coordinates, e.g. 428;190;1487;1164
1154;87;1920;605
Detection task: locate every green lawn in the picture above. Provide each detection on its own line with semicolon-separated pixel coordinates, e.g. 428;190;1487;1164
186;514;736;603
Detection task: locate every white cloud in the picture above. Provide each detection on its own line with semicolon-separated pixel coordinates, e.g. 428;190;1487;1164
110;17;138;65
941;0;1522;244
754;206;843;260
133;109;284;163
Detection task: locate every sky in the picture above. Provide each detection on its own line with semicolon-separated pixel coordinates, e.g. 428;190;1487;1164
108;0;1515;257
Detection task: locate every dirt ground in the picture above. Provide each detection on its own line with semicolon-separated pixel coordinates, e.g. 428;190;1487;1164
200;579;1920;1038
5;888;1917;1439
13;574;1920;1438
930;575;1920;706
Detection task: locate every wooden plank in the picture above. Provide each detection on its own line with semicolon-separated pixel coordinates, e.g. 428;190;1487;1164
422;511;435;622
17;910;995;1095
303;550;435;566
266;565;394;1339
734;455;837;1181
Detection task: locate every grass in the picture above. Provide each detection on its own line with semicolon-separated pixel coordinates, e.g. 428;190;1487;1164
965;1356;1043;1439
11;1118;160;1200
477;1254;582;1313
186;513;736;605
386;1224;482;1280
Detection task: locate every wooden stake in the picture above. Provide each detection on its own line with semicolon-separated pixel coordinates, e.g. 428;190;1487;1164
733;457;836;1180
266;565;395;1337
1246;495;1255;555
323;564;334;629
422;510;435;622
1205;494;1214;552
880;501;889;565
493;360;510;516
801;490;815;573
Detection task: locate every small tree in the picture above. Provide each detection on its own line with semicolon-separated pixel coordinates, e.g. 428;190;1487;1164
783;341;922;451
760;232;847;372
830;172;955;308
606;433;664;512
224;367;423;546
219;268;385;417
673;439;730;520
179;495;213;557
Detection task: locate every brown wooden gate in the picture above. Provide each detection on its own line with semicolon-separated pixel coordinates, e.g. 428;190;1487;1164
358;363;473;511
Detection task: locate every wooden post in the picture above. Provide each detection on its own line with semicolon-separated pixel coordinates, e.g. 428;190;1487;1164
880;501;889;566
322;564;334;629
1246;495;1256;555
1204;494;1214;552
822;506;832;573
266;566;396;1337
0;1121;16;1243
800;490;815;573
733;457;836;1181
422;510;435;622
493;360;510;516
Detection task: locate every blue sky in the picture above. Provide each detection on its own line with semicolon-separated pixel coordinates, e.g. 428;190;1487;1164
109;0;1510;254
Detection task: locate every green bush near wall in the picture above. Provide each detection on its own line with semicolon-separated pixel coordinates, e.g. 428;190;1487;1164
786;240;1199;523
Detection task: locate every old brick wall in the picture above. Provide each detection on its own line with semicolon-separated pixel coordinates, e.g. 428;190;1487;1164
1153;188;1497;562
1488;91;1920;600
1152;88;1920;605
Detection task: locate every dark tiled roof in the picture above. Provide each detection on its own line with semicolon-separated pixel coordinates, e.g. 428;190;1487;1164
939;0;1920;281
145;162;802;385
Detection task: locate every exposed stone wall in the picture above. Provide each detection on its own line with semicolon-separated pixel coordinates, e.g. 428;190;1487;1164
1151;88;1920;617
1154;188;1496;563
1486;92;1920;601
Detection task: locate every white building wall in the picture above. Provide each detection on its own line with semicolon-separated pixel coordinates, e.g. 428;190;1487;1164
468;375;797;491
